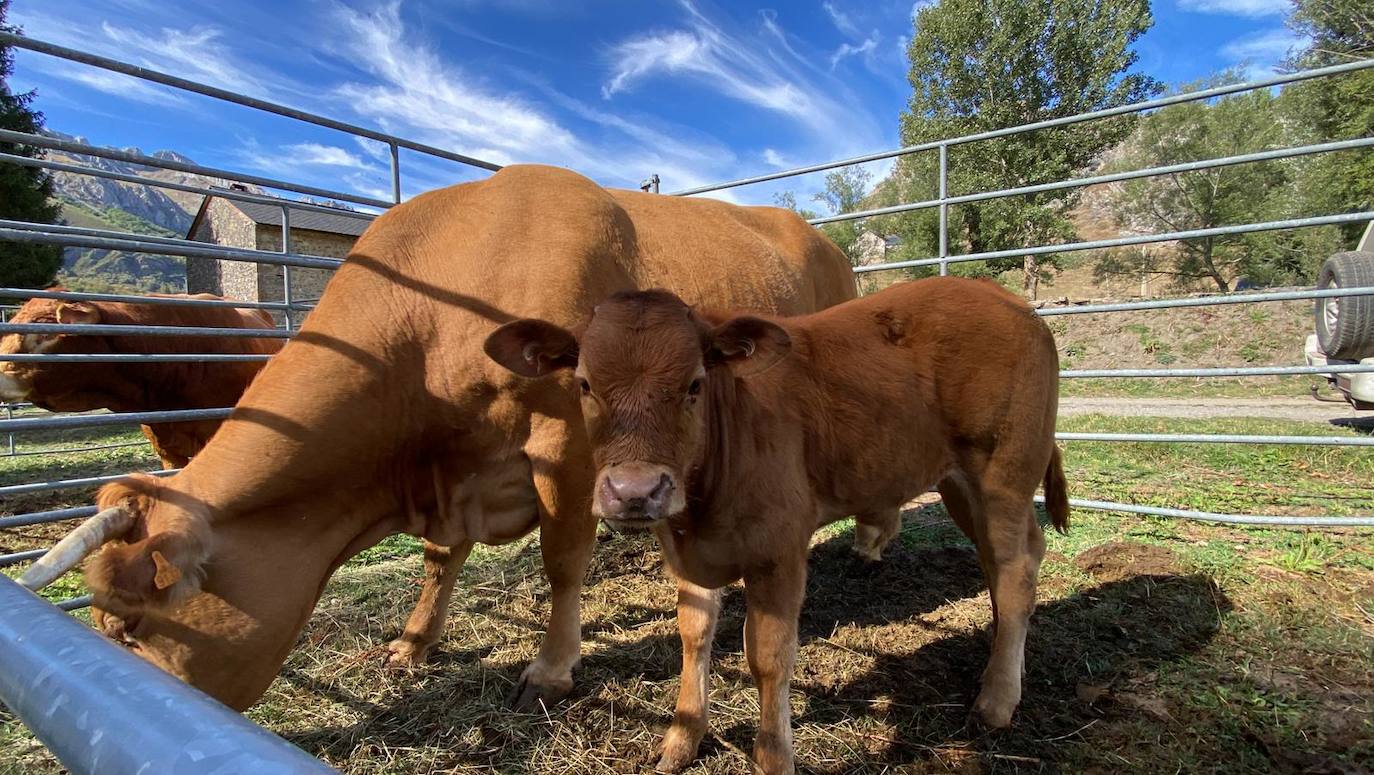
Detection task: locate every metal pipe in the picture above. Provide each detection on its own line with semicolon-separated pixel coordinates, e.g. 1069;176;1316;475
0;353;271;363
0;128;393;210
810;135;1374;226
0;409;232;434
0;287;298;312
937;143;948;277
0;226;343;270
671;57;1374;196
854;211;1374;273
0;469;177;498
1057;431;1374;446
1062;363;1374;378
55;595;93;612
0;549;47;568
0;219;343;266
1037;284;1374;316
390;141;402;205
0;576;339;774
0;152;378;221
4;441;147;458
281;205;294;333
1;32;497;174
0;322;293;339
1037;496;1374;528
0;507;98;530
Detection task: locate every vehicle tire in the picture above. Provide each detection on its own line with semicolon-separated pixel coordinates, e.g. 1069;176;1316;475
1315;251;1374;360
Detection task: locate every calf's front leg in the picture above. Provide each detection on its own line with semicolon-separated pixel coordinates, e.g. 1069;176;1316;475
656;578;721;773
386;539;475;666
743;556;807;775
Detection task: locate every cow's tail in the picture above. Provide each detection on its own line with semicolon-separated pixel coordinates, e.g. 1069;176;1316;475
1043;445;1070;534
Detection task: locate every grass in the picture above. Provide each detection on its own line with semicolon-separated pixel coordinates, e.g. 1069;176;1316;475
3;417;1372;773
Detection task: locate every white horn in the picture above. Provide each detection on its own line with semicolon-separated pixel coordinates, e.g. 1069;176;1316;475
18;507;135;592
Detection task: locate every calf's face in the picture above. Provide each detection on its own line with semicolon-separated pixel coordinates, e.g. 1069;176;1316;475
484;290;790;529
0;299;113;409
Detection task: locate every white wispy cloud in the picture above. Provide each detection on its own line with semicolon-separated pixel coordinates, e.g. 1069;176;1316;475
285;143;370;168
822;2;861;38
830;34;879;70
600;1;874;145
1178;0;1291;17
46;64;188;107
761;148;792;169
97;23;268;96
1220;27;1303;77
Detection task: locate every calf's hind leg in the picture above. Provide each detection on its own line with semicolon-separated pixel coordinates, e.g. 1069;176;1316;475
969;486;1045;729
852;507;901;562
386;539;475;666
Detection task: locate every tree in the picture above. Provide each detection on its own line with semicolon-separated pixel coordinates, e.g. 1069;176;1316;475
1088;78;1324;292
1284;0;1374;245
0;0;62;289
900;0;1160;298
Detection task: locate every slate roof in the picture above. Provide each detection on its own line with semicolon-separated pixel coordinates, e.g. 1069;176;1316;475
187;189;373;239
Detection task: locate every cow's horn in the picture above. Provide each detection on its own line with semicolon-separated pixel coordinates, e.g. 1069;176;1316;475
18;506;134;592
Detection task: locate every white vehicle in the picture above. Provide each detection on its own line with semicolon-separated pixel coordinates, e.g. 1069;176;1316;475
1306;222;1374;410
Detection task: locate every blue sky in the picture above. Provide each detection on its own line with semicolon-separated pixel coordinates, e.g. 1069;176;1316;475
10;0;1303;208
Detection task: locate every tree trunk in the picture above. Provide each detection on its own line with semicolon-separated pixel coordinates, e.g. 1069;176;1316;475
1200;236;1230;292
1022;253;1039;300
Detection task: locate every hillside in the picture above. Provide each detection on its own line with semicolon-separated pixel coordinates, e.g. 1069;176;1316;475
41;131;258;293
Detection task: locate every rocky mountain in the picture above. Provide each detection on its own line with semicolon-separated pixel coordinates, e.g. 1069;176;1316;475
42;132;256;293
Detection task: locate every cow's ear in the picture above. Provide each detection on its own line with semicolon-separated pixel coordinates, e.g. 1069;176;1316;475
56;302;100;325
706;316;791;377
484;319;579;378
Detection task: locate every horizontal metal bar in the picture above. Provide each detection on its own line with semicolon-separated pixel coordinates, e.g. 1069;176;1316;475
0;549;46;568
3;441;147;457
0;225;344;270
855;211;1374;273
0;152;378;222
0;353;271;363
811;135;1374;225
0;409;232;434
55;594;93;612
1037;285;1374;316
4;219;346;263
1039;496;1374;528
674;57;1374;196
1058;432;1374;446
0;506;98;530
0;128;393;209
0;468;177;498
3;31;497;175
0;287;298;312
0;322;293;339
1062;363;1374;378
0;576;339;774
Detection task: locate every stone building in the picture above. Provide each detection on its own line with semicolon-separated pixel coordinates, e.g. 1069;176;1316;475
185;189;368;325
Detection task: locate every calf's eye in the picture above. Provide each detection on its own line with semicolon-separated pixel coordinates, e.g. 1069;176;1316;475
578;378;592;396
687;378;703;397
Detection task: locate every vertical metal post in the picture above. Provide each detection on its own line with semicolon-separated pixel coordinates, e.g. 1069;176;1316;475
389;141;402;204
640;174;660;193
5;404;14;456
280;204;293;332
938;143;949;277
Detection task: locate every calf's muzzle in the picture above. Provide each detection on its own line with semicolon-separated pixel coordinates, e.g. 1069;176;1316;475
596;462;676;526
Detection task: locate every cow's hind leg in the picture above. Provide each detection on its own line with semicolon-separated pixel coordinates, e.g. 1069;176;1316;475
386;539;475;667
656;579;721;773
969;484;1045;729
852;507;901;562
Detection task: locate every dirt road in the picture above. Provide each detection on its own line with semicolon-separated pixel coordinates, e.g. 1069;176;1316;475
1059;396;1373;426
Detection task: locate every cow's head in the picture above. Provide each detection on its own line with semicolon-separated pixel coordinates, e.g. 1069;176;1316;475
0;297;118;411
484;289;790;529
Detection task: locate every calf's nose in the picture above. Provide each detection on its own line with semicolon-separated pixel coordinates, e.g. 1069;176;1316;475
598;464;675;521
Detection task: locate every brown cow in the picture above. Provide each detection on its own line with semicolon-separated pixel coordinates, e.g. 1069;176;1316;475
0;293;283;468
485;278;1069;774
21;164;857;713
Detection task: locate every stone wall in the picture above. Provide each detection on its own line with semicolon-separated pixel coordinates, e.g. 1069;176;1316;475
254;227;351;327
185;200;260;300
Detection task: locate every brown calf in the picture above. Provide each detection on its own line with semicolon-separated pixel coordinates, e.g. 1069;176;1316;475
486;277;1068;774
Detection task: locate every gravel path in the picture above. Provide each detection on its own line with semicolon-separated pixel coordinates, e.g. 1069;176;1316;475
1060;396;1374;427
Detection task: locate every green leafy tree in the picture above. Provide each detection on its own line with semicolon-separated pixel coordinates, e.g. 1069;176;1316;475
0;0;62;288
811;166;872;268
1284;0;1374;245
900;0;1159;298
1098;76;1343;291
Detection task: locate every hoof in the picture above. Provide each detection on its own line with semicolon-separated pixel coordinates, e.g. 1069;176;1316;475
971;695;1017;731
655;724;705;773
506;665;574;710
383;638;432;668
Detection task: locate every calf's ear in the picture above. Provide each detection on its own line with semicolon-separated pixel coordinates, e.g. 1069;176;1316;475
484;319;579;378
56;302;101;324
707;317;791;377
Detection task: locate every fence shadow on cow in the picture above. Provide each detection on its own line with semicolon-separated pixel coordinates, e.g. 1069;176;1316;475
275;510;1232;772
